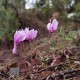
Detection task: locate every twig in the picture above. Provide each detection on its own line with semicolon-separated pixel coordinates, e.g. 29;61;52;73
37;63;69;73
70;58;80;61
41;69;80;80
26;63;69;75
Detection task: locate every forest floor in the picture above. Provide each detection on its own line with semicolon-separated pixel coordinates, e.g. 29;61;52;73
0;28;80;80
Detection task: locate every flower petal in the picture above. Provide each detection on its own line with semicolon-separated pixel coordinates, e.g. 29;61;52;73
47;23;51;30
12;44;17;54
14;30;26;44
52;19;58;30
26;28;37;40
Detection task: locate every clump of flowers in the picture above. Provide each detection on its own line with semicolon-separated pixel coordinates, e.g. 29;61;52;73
12;28;38;54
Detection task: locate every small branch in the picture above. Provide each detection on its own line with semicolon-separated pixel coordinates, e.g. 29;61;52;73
37;65;61;73
37;63;69;73
27;63;69;75
70;58;80;61
41;69;80;80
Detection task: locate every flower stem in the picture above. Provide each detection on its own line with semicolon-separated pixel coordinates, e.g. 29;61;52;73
51;33;54;38
20;42;23;62
57;31;60;49
20;42;26;69
22;42;26;66
29;40;33;66
22;42;26;57
29;40;32;54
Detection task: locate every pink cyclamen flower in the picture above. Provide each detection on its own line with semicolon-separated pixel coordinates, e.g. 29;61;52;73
47;19;58;33
12;30;26;54
25;28;38;41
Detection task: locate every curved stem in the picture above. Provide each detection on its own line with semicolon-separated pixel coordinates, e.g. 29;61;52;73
56;31;60;48
29;40;32;54
20;42;23;62
29;40;34;67
22;42;26;57
20;42;26;69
